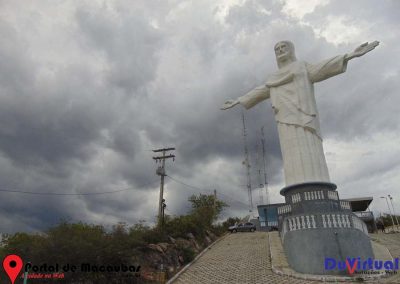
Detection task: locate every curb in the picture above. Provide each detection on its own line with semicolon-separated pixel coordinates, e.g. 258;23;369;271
268;232;391;282
167;233;230;284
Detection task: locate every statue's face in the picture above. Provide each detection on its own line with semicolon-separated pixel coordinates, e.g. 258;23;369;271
274;42;292;61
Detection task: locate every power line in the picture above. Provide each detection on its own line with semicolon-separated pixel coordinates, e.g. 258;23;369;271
166;175;209;194
166;175;250;209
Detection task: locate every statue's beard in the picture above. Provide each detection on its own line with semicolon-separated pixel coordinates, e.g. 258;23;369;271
276;53;296;68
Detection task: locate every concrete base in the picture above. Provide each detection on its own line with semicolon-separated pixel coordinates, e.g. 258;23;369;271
269;231;390;282
283;228;374;275
278;181;375;275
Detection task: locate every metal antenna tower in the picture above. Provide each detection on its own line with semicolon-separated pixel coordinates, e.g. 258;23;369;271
261;127;270;204
255;143;264;205
241;111;253;212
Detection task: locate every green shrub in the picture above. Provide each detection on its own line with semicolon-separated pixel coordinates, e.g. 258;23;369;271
180;247;195;263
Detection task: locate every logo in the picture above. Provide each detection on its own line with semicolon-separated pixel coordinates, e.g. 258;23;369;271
325;257;399;275
2;254;141;282
3;255;23;284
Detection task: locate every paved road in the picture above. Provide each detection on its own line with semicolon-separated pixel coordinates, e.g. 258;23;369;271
173;232;319;284
172;232;400;284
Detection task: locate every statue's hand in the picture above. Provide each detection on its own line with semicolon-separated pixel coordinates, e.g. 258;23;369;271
351;41;379;58
221;99;239;110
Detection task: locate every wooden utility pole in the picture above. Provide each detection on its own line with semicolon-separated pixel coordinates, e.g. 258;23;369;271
153;147;175;226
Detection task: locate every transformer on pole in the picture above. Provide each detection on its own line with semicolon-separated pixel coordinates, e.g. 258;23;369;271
153;147;175;227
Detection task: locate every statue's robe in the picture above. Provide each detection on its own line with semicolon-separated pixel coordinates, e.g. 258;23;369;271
238;55;348;186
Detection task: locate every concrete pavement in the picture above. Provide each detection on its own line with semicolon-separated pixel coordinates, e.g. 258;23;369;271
170;231;400;283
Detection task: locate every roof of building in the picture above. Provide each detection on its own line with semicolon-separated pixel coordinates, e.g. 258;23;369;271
256;203;285;209
343;197;373;212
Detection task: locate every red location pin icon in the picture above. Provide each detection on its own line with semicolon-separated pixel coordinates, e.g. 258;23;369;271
3;254;23;284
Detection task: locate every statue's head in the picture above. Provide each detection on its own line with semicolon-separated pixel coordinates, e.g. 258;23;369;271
274;41;296;68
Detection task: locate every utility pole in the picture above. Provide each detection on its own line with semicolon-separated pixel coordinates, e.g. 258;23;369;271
261;127;270;205
162;198;166;227
241;111;253;212
388;195;400;229
153;147;175;226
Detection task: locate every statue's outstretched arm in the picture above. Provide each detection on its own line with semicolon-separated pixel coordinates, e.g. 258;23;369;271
308;41;379;83
221;85;270;110
345;41;379;62
221;99;240;110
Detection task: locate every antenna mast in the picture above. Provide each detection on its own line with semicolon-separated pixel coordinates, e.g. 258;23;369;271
255;143;264;205
242;111;253;212
261;127;270;204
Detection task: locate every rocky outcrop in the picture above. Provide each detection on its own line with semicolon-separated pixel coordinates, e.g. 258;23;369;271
141;232;220;281
147;243;165;254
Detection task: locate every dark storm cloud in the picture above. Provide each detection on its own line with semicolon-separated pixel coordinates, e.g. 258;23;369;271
75;4;164;94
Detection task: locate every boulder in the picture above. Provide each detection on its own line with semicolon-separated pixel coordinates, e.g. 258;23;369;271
147;244;164;254
186;233;195;240
168;236;176;244
176;238;192;249
205;230;217;240
158;242;169;252
189;238;201;252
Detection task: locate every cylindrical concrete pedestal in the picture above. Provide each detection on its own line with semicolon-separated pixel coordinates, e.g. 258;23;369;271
277;182;374;275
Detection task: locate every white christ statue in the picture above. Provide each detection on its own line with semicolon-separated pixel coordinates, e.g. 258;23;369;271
221;40;379;186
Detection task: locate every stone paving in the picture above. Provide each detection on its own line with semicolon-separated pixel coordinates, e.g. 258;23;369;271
171;231;400;284
173;232;323;284
372;232;400;283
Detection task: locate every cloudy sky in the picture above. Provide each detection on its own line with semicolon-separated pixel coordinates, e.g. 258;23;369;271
0;0;399;233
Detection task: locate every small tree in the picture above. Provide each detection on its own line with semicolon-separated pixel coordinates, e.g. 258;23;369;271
188;194;228;230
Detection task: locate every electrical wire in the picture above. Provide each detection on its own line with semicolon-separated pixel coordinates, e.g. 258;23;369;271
166;175;250;209
166;175;210;194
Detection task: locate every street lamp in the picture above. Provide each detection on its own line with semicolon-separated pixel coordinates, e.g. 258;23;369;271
388;195;399;229
381;196;396;232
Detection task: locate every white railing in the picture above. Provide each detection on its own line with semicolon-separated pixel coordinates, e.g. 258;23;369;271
291;193;301;203
352;215;369;234
277;204;292;214
304;190;325;200
328;191;339;200
287;215;317;231
282;214;368;237
354;211;373;219
322;214;351;228
340;201;351;210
